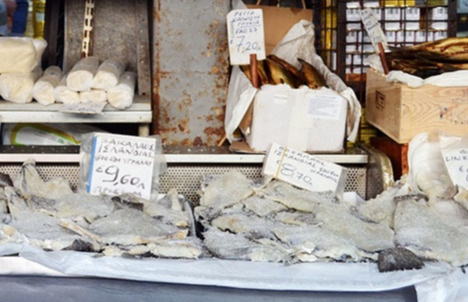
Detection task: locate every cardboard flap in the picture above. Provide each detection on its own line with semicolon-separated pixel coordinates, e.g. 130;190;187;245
245;4;313;54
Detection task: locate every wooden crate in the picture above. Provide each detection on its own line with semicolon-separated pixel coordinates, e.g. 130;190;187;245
365;68;468;144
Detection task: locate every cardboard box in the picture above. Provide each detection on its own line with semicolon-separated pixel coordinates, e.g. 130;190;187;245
366;68;468;144
246;85;348;153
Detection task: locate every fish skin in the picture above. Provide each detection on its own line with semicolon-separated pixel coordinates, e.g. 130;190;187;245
411;37;468;61
240;60;270;86
267;54;305;87
265;57;298;88
298;58;326;89
0;172;13;188
378;247;424;272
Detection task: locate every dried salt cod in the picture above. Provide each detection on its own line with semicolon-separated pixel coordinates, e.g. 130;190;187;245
315;201;395;253
197;175;395;264
197;170;256;218
144;189;191;228
272;225;360;262
13;159;73;199
354;185;401;229
211;213;276;240
242;195;287;217
202;228;291;262
255;181;335;213
1;162;200;259
274;212;319;226
394;198;468;267
27;193;116;223
5;187;90;251
87;208;188;246
101;237;205;259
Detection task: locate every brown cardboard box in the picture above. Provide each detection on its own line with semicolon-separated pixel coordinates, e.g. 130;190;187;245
246;3;313;54
365;68;468;144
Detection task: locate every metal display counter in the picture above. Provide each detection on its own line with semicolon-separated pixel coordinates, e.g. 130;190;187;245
0;275;417;302
0;145;391;201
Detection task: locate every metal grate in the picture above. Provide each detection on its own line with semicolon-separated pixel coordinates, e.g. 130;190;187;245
313;0;457;102
0;163;368;204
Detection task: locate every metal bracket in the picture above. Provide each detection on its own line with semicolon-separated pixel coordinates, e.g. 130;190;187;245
81;0;95;57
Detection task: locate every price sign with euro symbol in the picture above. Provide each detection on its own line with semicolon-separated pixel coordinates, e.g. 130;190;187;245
87;133;157;200
227;9;266;65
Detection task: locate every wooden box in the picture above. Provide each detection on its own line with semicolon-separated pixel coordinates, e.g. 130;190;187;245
365;68;468;144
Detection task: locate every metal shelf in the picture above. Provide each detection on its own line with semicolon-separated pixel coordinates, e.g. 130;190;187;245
0;95;152;135
0;146;368;164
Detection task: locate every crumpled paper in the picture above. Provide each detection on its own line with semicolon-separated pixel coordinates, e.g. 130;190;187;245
365;53;468;88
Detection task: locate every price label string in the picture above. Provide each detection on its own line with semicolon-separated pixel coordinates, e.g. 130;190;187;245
275;146;288;179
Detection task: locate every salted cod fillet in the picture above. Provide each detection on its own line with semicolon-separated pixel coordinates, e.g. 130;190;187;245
242;195;287;217
13;159;73;200
258;180;394;253
5;187;87;251
196;170;255;218
203;228;291;262
86;208;188;246
394;198;468;266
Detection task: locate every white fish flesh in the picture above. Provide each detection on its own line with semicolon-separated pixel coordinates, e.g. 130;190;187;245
394;198;468;266
242;195;287;217
202;228;291;262
198;171;255;214
13;159;73;199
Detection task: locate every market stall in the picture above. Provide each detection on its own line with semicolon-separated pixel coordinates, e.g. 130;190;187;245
1;1;468;302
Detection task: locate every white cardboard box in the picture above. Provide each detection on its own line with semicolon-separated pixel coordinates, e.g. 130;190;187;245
247;85;347;153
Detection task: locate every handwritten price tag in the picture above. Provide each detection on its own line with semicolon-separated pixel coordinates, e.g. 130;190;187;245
442;148;468;190
360;8;388;53
59;102;106;114
263;143;345;193
227;9;266;65
87;133;156;200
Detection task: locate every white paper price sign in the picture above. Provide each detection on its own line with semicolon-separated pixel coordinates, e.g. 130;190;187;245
263;143;345;193
360;8;388;53
227;9;266;65
87;133;156;200
442;148;468;190
59;102;106;114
